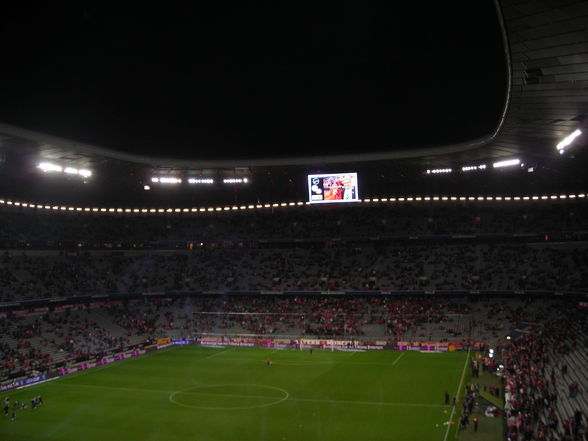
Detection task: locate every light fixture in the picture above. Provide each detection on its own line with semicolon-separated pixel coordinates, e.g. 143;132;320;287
425;168;452;174
556;129;582;152
188;178;214;184
461;164;487;172
493;158;520;168
38;162;92;178
223;177;249;184
151;177;182;184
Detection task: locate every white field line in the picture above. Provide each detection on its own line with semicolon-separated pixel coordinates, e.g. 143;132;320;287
205;347;233;359
392;352;405;365
443;350;470;441
54;382;448;409
288;396;446;408
0;346;177;398
60;346;176;381
207;356;409;367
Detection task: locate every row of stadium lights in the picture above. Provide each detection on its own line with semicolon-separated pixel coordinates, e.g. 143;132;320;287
35;129;583;183
0;193;585;215
38;162;92;178
361;194;586;202
145;177;246;190
150;177;247;184
426;159;519;175
38;159;525;182
36;163;250;186
425;128;584;175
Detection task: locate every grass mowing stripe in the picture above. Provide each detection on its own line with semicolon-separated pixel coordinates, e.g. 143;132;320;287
57;383;283;400
1;347;468;441
54;381;448;408
444;349;470;441
0;346;215;400
62;347;176;381
55;382;171;395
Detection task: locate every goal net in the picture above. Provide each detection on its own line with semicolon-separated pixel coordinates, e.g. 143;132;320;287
190;311;479;349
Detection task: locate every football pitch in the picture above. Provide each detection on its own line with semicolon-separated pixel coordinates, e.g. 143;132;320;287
0;346;470;441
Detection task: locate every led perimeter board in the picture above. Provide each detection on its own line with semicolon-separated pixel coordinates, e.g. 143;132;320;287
307;172;359;204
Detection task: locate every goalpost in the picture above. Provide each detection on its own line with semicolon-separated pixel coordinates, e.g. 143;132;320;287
191;311;351;340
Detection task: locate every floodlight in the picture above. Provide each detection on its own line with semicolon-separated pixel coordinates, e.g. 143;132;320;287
38;162;91;178
151;176;181;184
493;158;520;168
188;178;214;184
462;164;487;172
223;178;249;184
426;168;452;174
38;162;63;172
556;129;581;151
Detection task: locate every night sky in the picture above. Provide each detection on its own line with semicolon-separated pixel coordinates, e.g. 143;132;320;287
0;2;506;160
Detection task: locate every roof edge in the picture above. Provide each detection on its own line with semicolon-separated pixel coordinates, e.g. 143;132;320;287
0;2;512;169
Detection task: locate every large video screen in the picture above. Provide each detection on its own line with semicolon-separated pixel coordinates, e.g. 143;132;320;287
307;172;359;204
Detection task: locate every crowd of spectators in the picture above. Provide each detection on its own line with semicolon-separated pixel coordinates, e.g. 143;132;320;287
0;200;586;243
0;242;586;302
498;306;588;441
101;294;475;340
3;292;588;441
190;294;471;338
0;310;134;380
0;316;53;379
0;294;568;378
0;189;586;441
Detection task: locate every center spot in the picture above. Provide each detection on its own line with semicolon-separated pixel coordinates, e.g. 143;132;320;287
169;384;289;410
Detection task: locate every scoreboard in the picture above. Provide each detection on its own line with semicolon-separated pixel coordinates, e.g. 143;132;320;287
307;172;359;204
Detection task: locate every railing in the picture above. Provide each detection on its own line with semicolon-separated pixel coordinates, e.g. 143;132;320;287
1;289;587;313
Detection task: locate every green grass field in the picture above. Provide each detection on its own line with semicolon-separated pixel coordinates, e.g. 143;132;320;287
0;346;470;441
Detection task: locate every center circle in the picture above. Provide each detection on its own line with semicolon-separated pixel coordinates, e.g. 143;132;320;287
169;384;290;410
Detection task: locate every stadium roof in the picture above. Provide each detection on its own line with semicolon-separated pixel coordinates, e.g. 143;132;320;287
0;0;587;206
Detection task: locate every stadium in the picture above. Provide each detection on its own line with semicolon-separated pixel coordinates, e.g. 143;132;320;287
1;1;588;441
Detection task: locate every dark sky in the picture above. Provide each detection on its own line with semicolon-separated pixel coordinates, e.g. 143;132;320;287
0;2;506;160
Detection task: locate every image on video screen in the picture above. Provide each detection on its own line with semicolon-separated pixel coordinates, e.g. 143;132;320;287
307;173;359;204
